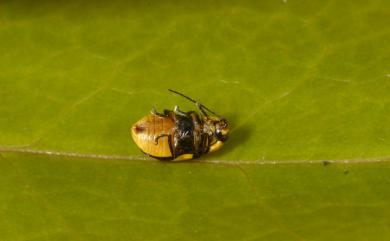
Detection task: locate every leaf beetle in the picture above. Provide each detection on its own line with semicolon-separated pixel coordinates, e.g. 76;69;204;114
131;89;229;161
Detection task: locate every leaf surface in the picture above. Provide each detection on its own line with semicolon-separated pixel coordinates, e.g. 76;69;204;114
1;1;390;240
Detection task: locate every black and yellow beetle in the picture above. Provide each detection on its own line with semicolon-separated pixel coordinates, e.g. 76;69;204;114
131;89;229;161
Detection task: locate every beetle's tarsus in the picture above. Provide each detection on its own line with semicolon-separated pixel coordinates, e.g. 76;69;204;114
151;107;166;117
174;105;187;117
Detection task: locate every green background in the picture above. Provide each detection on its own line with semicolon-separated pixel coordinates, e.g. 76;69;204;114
1;0;390;240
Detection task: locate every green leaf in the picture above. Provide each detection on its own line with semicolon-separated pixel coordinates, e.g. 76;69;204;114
1;1;390;240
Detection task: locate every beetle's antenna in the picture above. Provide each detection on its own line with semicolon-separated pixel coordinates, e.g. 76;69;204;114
168;89;221;117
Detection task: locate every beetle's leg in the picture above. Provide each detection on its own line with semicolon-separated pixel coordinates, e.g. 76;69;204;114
151;107;168;117
173;105;188;117
163;109;172;116
196;102;208;117
154;134;170;145
201;133;210;154
151;107;159;115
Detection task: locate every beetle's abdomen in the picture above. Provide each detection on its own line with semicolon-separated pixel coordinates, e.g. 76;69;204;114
131;114;175;158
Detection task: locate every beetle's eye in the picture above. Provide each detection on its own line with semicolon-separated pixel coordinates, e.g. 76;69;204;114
215;130;223;139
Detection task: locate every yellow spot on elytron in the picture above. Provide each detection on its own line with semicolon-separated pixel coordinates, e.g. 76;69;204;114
174;154;194;161
209;141;224;153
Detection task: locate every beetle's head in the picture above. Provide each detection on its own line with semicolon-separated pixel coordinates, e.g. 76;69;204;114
205;117;229;142
214;118;229;142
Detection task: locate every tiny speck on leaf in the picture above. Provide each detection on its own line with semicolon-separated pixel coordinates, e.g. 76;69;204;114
322;160;330;166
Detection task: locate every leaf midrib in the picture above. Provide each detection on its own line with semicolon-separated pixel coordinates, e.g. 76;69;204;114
1;146;390;166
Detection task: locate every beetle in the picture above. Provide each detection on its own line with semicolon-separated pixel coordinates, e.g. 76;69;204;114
131;89;229;161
